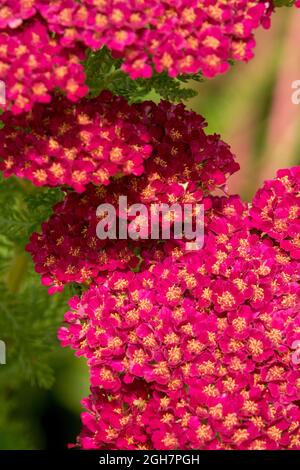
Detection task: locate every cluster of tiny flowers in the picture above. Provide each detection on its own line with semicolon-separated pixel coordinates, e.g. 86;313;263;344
0;91;156;191
0;0;39;28
0;0;281;113
58;195;300;450
34;0;274;79
26;101;238;292
249;167;300;260
0;15;88;114
2;0;299;453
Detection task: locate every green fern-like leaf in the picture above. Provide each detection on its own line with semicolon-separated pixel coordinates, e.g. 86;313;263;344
83;47;203;103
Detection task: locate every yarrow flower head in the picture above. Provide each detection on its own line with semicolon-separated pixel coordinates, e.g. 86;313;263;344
0;17;88;114
0;91;157;191
1;0;299;453
249;167;300;260
38;0;274;79
26;101;238;292
0;1;293;113
58;193;300;450
0;0;37;29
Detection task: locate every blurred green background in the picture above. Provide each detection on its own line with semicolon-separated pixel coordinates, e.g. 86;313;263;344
0;7;300;450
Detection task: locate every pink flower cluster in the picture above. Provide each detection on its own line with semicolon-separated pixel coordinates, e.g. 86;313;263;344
2;1;299;452
26;100;238;291
58;193;300;450
0;92;155;191
0;0;281;113
37;0;273;80
1;94;238;192
250;167;300;260
0;15;88;114
0;0;37;29
23;92;300;448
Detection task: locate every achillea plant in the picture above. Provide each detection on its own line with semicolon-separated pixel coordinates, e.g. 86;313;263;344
0;17;88;114
0;92;153;191
249;167;300;259
58;188;300;450
0;0;294;113
26;99;238;292
0;0;299;452
37;0;273;79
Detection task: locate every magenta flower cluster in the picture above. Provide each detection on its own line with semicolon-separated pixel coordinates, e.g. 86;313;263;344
37;0;273;79
0;91;158;191
26;99;239;291
0;13;88;113
27;109;300;449
249;167;300;260
57;188;300;450
2;0;300;451
0;0;281;113
0;93;239;192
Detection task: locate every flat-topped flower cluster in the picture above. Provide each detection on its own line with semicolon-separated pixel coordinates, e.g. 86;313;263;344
24;97;238;291
26;107;300;448
57;181;300;450
0;0;279;113
1;1;300;450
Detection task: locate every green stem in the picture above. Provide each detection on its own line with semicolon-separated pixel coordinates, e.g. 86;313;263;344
5;178;36;294
6;250;29;295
